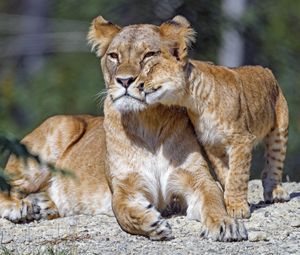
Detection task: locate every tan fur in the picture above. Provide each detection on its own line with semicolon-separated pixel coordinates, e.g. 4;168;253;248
1;115;112;222
88;15;247;241
140;18;290;219
0;16;247;242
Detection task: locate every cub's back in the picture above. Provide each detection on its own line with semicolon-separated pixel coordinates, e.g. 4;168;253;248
192;60;283;136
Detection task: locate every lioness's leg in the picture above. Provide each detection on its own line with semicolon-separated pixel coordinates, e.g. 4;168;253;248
224;136;253;219
170;168;247;242
112;173;173;241
1;115;86;222
262;93;289;203
0;156;51;222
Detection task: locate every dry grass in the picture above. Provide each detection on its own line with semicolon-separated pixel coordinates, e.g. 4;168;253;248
0;246;71;255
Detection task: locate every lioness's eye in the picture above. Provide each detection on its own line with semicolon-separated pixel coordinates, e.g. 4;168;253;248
108;52;118;60
143;51;160;60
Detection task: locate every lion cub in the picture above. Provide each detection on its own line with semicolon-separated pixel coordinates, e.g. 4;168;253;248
140;17;290;219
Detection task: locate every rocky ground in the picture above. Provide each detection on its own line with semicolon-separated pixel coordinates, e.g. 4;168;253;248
0;180;299;255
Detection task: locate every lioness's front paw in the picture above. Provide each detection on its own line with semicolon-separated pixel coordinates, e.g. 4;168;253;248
225;197;250;219
264;186;290;204
25;193;59;220
201;216;248;242
2;199;41;223
148;219;173;241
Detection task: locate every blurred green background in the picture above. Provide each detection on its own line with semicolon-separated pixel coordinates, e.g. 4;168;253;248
0;0;299;181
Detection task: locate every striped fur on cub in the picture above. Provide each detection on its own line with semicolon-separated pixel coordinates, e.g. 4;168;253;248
140;16;290;219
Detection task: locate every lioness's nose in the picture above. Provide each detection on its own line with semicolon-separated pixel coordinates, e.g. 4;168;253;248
116;76;136;88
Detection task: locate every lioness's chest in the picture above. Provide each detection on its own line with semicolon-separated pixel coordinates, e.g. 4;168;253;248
137;147;174;208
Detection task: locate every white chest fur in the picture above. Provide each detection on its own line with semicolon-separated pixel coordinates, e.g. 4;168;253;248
137;147;173;209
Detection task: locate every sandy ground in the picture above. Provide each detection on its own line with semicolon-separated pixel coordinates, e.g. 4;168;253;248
0;180;299;255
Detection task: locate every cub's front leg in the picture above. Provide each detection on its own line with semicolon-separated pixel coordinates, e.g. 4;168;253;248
204;147;228;188
111;172;173;241
224;136;254;219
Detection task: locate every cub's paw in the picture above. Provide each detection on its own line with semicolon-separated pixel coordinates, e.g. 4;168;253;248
264;186;290;204
148;218;173;241
225;197;251;219
2;199;41;223
201;216;248;242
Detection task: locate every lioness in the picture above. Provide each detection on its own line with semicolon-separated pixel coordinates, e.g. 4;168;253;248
136;16;290;219
0;16;247;242
1;115;111;221
87;16;246;241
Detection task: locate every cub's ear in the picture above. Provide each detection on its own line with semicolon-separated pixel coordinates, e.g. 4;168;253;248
87;16;121;57
159;15;196;61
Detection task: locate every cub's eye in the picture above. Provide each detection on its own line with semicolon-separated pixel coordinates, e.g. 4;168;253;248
143;51;159;60
108;53;118;60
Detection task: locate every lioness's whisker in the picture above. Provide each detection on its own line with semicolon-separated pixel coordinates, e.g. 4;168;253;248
94;89;108;107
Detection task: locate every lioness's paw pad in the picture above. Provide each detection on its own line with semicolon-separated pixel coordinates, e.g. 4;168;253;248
201;217;248;242
149;219;173;241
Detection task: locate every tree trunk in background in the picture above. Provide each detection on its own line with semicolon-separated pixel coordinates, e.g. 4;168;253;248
18;0;49;76
10;0;50;127
218;0;246;67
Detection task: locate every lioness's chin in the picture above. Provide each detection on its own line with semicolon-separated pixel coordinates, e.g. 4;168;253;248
113;96;147;113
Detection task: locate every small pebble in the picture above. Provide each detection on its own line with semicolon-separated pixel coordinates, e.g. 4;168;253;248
248;231;269;242
1;236;13;244
69;218;77;226
283;230;290;237
291;219;300;228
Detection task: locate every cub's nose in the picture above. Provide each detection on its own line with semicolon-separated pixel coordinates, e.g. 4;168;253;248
116;76;136;88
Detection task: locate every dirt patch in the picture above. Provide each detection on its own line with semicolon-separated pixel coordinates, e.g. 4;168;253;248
0;180;299;254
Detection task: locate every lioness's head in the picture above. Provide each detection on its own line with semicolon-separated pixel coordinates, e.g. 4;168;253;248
88;15;195;112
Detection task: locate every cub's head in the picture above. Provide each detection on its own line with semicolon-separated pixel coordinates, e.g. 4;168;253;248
88;15;195;112
141;51;189;106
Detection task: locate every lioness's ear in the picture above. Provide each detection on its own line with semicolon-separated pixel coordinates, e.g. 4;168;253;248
159;15;196;60
87;16;121;57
